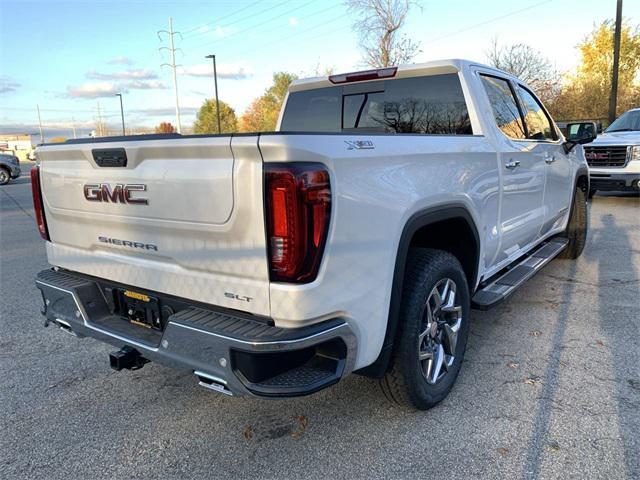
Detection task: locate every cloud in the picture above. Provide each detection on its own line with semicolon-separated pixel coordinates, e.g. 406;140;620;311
0;122;95;141
107;56;135;65
66;82;120;98
289;17;299;27
126;80;168;90
66;79;167;98
0;75;20;94
86;69;158;80
180;63;253;79
214;25;233;38
191;24;233;38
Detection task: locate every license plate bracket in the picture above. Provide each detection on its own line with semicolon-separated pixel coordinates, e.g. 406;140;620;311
113;289;163;331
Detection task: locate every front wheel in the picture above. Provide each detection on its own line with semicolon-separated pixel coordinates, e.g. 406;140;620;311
380;248;470;410
0;168;10;185
558;186;588;259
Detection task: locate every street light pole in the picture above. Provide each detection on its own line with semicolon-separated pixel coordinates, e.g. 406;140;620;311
115;93;126;135
36;104;44;144
205;54;221;134
608;0;623;124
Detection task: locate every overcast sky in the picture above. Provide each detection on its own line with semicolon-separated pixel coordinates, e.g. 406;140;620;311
1;0;638;140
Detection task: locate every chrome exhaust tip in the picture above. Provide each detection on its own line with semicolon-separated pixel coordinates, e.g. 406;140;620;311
194;370;233;396
53;318;78;337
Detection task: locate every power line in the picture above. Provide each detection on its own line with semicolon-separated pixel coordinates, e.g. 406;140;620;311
422;0;553;46
227;12;350;58
191;0;316;50
182;0;264;36
198;2;338;53
158;17;183;133
183;0;290;40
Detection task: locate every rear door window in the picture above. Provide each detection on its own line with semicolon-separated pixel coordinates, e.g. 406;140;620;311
280;73;473;135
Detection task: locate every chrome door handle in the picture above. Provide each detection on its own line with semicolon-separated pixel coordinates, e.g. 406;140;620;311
545;156;556;164
505;160;520;169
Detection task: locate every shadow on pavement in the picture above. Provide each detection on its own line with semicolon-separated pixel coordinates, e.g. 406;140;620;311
590;212;639;478
522;258;577;479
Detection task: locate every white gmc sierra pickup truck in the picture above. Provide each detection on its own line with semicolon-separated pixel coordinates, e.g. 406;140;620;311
578;108;640;196
32;59;594;409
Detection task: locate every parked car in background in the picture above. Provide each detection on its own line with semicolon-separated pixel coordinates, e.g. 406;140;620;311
32;59;594;410
0;152;21;185
580;108;640;196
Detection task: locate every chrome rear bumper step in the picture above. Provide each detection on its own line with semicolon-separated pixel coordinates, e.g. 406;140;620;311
472;238;568;310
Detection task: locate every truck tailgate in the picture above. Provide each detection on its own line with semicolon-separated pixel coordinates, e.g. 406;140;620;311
37;135;270;316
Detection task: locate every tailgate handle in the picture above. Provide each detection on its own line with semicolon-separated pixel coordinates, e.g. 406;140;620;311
92;148;127;167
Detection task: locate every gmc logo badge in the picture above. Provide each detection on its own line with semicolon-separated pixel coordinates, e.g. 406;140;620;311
84;183;148;205
586;153;608;160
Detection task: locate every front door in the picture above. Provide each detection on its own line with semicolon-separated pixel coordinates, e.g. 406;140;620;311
514;84;573;235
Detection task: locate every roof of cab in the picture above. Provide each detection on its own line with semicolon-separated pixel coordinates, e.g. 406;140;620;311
288;58;517;93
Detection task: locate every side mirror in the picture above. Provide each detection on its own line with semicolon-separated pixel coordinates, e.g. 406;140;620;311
563;121;597;153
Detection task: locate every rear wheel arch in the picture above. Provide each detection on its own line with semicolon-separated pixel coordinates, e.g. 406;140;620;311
357;204;480;378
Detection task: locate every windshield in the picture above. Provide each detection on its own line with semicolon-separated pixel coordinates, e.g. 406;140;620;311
605;109;640;132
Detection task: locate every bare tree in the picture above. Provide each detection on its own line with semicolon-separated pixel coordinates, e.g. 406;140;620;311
486;38;560;102
346;0;421;68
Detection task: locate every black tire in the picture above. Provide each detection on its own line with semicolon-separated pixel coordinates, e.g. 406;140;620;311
380;248;470;410
558;186;588;259
588;189;596;199
0;167;10;186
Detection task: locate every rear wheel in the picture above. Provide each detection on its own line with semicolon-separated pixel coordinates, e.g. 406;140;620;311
558;186;588;259
380;248;470;410
0;167;10;185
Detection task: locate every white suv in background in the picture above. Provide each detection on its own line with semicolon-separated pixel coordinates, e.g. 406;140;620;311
583;108;640;196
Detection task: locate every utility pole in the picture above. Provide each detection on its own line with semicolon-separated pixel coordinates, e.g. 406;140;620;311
36;105;44;143
96;101;105;136
71;117;77;139
159;18;183;133
205;54;221;134
115;93;126;135
608;0;623;124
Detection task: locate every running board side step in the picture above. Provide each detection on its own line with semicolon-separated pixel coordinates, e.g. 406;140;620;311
472;238;568;310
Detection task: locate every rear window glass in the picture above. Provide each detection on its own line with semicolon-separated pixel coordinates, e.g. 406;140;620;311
280;73;473;135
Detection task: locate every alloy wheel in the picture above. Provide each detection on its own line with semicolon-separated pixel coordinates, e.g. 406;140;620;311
418;278;463;384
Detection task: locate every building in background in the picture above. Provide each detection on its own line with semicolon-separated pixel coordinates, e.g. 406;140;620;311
0;134;35;161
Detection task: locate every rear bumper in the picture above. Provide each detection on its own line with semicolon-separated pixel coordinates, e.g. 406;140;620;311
35;268;357;397
589;172;640;192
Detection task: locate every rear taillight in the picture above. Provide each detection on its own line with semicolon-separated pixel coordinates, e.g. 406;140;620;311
30;166;49;241
265;163;331;283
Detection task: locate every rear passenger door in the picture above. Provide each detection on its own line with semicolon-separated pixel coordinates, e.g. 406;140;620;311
514;84;572;235
479;74;546;267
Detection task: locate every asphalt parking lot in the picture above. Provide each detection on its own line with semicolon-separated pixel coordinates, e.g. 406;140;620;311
1;174;638;480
